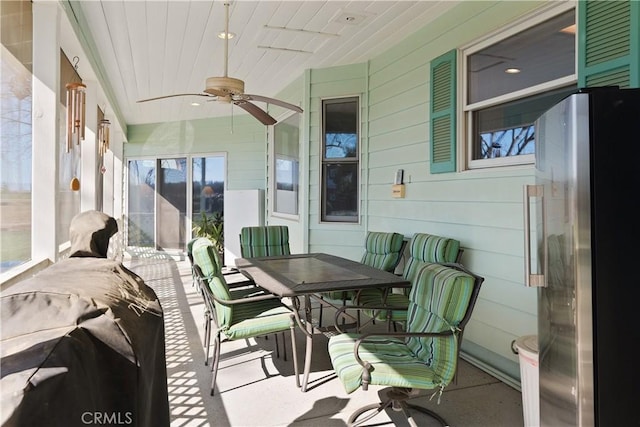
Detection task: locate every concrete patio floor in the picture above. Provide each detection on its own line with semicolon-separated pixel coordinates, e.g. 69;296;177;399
126;252;525;427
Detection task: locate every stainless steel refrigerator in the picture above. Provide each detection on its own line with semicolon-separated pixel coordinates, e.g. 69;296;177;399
523;87;640;426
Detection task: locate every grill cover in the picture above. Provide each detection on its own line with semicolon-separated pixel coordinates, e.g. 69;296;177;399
1;211;169;427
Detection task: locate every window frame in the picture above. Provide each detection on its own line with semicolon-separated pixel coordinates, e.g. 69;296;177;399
269;111;301;220
460;2;577;170
320;96;360;224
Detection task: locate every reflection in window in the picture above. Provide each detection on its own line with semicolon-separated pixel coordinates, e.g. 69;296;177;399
473;86;576;160
273;114;299;216
127;160;156;247
1;0;33;272
465;8;576;167
321;97;359;222
192;156;225;220
325;132;357;158
158;158;187;250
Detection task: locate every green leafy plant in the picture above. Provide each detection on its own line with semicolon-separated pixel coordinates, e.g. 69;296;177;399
192;212;224;260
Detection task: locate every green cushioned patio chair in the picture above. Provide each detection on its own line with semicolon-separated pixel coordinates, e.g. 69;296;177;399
355;232;462;330
186;237;199;288
328;262;484;427
318;231;405;327
192;237;299;395
239;225;291;258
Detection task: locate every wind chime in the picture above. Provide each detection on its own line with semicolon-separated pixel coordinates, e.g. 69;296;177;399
98;110;110;174
66;56;86;191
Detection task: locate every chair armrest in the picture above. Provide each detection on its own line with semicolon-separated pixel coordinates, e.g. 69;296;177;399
208;289;283;306
333;304;408;333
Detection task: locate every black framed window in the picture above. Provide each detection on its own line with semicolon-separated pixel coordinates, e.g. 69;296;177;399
321;97;359;222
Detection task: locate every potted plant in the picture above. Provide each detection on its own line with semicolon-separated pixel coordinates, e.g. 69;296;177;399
192;212;224;264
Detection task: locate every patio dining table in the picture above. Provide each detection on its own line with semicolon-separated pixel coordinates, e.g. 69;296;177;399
234;252;410;392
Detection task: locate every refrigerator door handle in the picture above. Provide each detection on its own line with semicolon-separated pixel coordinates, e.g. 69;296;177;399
523;184;546;287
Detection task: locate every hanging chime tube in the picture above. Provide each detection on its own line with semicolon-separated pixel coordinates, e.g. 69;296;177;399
98;119;110;156
65;82;87;150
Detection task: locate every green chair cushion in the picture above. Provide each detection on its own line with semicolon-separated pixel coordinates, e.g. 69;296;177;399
225;302;293;340
320;232;404;306
360;232;405;272
356;289;409;322
355;234;461;326
321;290;354;303
328;333;449;394
240;226;290;258
193;237;294;339
403;233;460;285
329;263;475;394
404;263;474;382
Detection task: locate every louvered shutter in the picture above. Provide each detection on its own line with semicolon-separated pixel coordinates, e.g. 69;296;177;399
430;49;457;174
578;0;639;88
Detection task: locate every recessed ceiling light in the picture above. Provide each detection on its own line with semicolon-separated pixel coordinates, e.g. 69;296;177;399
218;31;235;39
191;102;201;106
505;68;521;74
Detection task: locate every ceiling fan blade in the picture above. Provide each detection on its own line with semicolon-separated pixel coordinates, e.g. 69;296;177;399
243;94;303;113
234;100;277;125
137;93;215;103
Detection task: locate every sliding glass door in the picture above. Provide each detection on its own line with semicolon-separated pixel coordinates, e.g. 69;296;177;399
127;155;225;251
157;158;187;250
128;159;156;247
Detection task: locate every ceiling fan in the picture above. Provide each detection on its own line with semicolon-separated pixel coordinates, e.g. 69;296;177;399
137;2;302;125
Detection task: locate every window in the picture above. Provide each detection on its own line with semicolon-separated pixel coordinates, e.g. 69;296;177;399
464;6;576;169
321;97;359;223
272;113;300;217
1;0;33;273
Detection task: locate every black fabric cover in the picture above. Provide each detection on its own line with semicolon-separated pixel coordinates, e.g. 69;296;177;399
1;212;169;427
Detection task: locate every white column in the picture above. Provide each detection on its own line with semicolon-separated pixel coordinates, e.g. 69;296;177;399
102;148;115;216
81;80;98;211
110;131;125;221
31;1;60;263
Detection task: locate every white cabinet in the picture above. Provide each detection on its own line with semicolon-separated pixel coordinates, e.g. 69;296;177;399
224;189;264;266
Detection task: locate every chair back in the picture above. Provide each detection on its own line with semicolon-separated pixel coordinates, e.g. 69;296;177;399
405;263;483;386
186;237;199;265
192;237;233;328
360;231;405;272
240;226;291;257
403;233;461;284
